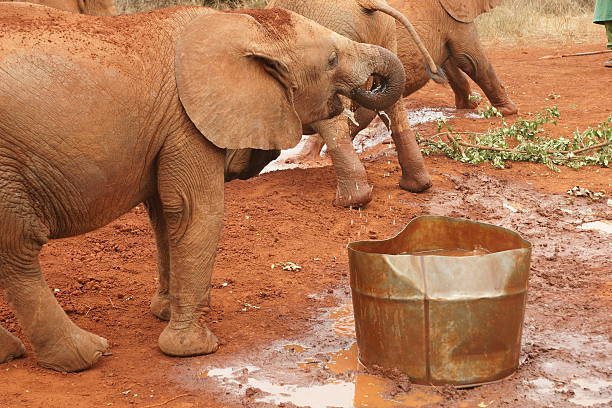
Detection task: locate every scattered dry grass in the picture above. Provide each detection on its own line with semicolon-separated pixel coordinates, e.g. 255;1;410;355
116;0;267;14
477;0;602;44
117;0;604;46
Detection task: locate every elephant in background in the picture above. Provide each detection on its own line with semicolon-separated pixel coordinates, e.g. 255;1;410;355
273;0;518;207
0;3;406;371
269;0;444;207
3;0;117;14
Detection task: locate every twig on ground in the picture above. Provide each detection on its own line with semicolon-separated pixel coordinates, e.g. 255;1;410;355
423;133;611;156
571;141;611;154
539;50;612;60
142;394;192;408
423;131;485;141
447;134;466;158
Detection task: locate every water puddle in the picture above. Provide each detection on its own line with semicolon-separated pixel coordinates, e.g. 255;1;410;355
180;300;612;408
193;304;443;408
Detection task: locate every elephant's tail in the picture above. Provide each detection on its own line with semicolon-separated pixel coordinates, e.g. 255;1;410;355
366;0;447;84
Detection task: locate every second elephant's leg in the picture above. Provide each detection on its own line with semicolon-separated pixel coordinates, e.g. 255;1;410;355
155;133;223;357
313;117;373;207
448;27;518;116
444;58;480;110
386;101;432;193
0;325;25;364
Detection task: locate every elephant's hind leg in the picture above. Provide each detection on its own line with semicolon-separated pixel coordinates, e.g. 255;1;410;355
0;209;108;372
444;58;480;110
0;325;25;364
145;197;172;321
447;26;518;116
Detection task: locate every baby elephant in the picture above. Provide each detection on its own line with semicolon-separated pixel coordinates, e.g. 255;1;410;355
0;3;405;371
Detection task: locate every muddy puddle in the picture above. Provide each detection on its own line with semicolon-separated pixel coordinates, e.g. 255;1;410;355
181;303;447;408
173;172;610;408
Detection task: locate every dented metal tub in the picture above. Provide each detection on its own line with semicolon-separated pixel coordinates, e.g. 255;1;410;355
347;216;532;387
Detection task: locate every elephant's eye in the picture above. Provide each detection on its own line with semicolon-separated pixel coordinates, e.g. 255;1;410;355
327;52;339;69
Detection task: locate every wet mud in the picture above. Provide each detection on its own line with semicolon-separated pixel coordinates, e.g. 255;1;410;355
169;170;610;407
1;42;610;407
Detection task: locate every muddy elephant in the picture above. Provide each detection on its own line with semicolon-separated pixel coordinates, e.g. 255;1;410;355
268;0;445;207
272;0;517;207
2;0;117;14
0;3;406;371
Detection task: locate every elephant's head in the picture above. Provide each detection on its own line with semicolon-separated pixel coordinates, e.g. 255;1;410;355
174;9;406;181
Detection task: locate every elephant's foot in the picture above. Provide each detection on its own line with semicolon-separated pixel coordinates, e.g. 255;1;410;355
399;172;432;193
158;322;219;357
283;136;324;163
0;329;26;364
495;101;518;116
455;92;481;110
334;180;373;208
150;292;171;321
35;325;108;372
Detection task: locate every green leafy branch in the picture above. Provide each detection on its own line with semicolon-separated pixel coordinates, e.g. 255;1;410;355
417;107;611;171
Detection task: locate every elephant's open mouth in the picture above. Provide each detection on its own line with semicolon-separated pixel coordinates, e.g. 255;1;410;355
369;74;388;95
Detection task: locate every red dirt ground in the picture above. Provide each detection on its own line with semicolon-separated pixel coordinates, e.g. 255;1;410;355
1;43;610;407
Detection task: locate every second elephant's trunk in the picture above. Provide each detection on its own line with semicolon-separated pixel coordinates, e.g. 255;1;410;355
344;46;406;111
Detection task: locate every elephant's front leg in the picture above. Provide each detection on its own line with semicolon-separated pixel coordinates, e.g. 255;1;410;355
155;133;223;357
386;101;432;193
313;115;373;208
443;58;480;110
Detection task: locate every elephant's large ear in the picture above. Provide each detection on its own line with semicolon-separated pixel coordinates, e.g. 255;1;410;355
439;0;501;23
175;13;302;150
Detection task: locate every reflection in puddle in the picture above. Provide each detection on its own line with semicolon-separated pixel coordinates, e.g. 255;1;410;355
328;303;356;338
198;304;442;408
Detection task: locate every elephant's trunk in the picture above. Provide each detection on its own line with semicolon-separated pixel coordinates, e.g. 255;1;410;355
367;0;446;84
345;46;406;111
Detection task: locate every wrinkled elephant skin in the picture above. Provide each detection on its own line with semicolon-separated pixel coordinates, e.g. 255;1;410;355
0;3;405;372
